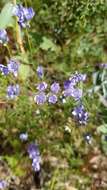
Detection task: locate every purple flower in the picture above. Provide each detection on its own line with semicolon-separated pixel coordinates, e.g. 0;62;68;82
71;88;83;101
7;59;19;77
64;80;71;90
63;73;85;101
0;64;9;75
0;29;9;44
48;94;57;104
13;5;35;28
28;143;40;159
36;66;44;79
63;87;82;100
23;7;35;21
28;143;41;172
32;158;41;172
69;72;86;86
99;63;107;69
84;133;92;144
72;105;88;125
34;92;46;105
63;86;74;97
50;82;60;94
19;133;28;141
2;67;9;75
7;84;20;99
0;180;7;189
14;5;26;28
36;82;47;91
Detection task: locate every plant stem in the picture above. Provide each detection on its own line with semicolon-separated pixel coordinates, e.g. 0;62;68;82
16;24;25;53
50;169;59;190
25;28;33;55
5;45;11;58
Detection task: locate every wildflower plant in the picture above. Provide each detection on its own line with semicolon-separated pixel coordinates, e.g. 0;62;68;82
0;0;89;176
0;0;105;189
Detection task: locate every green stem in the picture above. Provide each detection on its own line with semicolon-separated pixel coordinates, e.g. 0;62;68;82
5;44;11;58
24;0;28;7
25;28;33;55
50;169;59;190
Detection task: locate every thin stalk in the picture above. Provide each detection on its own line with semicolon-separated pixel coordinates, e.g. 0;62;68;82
50;169;59;190
28;0;32;6
24;0;28;7
5;44;11;58
16;23;25;53
25;28;33;55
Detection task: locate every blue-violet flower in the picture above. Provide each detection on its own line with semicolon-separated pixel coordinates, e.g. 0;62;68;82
36;82;47;91
50;82;60;94
36;65;44;79
13;5;35;28
7;84;20;99
48;94;57;104
7;59;19;77
28;143;41;172
0;180;7;189
72;105;88;125
34;92;46;105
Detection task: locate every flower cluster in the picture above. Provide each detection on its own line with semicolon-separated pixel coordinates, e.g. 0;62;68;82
13;4;35;28
0;58;20;99
28;143;41;172
0;59;19;77
63;72;86;101
34;82;60;105
62;72;89;125
0;29;9;44
34;66;60;105
34;66;89;126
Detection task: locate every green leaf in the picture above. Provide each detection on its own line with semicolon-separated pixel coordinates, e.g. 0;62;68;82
69;158;83;168
40;37;59;52
0;3;14;29
101;135;107;155
97;124;107;134
19;64;31;81
92;72;99;85
4;155;25;176
4;155;18;168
